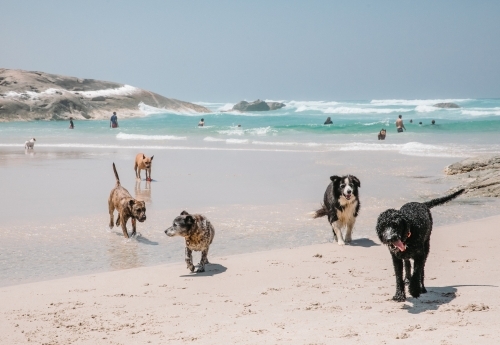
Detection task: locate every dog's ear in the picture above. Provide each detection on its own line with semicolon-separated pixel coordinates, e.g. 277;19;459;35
128;200;135;207
143;154;146;159
330;175;340;183
185;215;194;225
351;175;361;188
150;155;154;161
180;210;189;216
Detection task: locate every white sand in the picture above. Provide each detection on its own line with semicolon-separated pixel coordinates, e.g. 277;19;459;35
1;215;498;344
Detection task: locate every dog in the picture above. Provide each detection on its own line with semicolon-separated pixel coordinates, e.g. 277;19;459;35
24;138;36;149
378;129;386;140
134;153;154;181
165;211;215;273
313;175;361;245
376;189;465;302
108;163;147;238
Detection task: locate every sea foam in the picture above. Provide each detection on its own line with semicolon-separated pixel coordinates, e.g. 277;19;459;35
116;133;187;140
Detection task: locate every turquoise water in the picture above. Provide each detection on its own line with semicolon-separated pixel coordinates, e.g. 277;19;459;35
1;98;499;156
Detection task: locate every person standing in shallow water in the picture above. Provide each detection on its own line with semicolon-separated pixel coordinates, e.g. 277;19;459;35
396;114;406;133
69;117;74;129
110;112;118;128
198;118;204;127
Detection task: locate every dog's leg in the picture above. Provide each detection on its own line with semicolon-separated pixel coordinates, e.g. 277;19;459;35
116;215;120;226
391;253;406;302
420;240;430;294
331;222;345;246
185;247;195;272
404;260;411;285
108;199;115;229
131;218;137;237
409;254;425;298
120;215;130;238
196;249;209;273
134;162;139;179
345;220;355;243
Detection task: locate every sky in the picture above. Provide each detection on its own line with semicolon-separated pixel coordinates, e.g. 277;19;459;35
1;1;499;102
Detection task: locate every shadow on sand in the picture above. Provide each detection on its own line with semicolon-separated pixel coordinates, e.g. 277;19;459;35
349;238;380;247
402;284;497;314
180;264;227;278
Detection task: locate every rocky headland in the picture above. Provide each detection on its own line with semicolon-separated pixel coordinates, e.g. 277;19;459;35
0;68;210;121
434;102;460;108
232;99;285;112
445;155;500;197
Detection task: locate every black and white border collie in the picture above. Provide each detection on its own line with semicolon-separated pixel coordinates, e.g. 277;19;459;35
313;175;361;245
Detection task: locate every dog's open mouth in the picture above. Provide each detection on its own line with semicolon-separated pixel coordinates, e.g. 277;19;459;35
343;194;352;200
389;239;407;252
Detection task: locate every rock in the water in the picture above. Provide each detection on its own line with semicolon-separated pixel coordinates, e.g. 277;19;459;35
232;99;285;112
434;102;460;108
445;155;500;197
0;68;210;121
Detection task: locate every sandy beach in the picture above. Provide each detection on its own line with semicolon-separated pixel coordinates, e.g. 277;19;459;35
1;215;498;344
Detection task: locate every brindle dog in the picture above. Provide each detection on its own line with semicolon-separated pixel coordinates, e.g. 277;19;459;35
165;211;215;273
108;163;147;238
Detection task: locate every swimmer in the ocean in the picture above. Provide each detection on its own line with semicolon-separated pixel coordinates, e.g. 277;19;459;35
324;117;333;125
432;120;435;125
396;115;406;133
69;117;74;129
198;118;205;127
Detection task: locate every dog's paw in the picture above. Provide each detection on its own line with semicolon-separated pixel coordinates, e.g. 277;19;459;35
337;241;346;246
195;266;205;273
392;292;406;302
188;265;195;272
421;286;427;294
409;282;421;298
108;224;114;229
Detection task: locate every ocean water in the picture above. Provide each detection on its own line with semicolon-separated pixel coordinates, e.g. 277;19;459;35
1;98;500;157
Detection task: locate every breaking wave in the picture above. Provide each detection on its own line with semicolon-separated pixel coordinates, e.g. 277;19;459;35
116;133;187;140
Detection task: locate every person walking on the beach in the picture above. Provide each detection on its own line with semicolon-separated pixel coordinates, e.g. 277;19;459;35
110;112;119;128
198;118;204;127
69;117;74;129
396;114;406;133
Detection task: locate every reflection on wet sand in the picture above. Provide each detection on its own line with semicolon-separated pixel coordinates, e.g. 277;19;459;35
135;180;152;204
107;234;143;271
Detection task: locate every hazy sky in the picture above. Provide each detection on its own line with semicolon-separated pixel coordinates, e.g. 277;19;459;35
1;1;499;102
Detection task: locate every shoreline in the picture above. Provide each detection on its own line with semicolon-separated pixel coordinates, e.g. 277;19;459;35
1;214;498;344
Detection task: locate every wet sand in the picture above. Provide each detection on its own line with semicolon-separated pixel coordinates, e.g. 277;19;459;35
0;215;498;344
1;147;499;286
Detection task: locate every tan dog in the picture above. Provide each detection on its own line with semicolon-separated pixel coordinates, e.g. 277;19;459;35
134;153;154;181
108;163;147;238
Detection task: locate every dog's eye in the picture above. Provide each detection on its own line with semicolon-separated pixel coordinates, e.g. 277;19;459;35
340;184;345;188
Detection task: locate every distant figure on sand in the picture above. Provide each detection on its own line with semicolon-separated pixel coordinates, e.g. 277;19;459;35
324;117;333;125
198;118;204;127
110;112;119;128
69;117;74;129
378;129;387;140
432;120;436;125
396;115;406;133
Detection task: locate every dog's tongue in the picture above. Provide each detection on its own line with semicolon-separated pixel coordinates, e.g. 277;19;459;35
392;240;406;252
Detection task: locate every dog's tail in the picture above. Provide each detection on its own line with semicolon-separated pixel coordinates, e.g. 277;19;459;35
312;204;329;218
112;163;121;185
424;189;465;209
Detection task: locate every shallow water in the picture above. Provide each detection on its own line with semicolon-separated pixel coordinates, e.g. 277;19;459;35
0;145;498;287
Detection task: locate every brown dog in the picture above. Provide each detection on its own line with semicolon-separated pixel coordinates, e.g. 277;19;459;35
134;153;154;181
108;163;147;238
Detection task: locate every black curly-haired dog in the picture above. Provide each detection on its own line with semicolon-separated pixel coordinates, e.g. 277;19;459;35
313;175;361;245
376;189;464;302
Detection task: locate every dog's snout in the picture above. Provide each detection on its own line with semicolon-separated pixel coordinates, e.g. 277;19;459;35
346;189;352;195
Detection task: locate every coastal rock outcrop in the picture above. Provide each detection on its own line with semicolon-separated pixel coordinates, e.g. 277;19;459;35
0;68;210;121
434;102;460;108
232;99;285;112
445;155;500;197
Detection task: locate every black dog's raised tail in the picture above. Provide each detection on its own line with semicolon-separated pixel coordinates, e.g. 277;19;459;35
424;189;465;209
313;204;329;218
112;162;121;185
